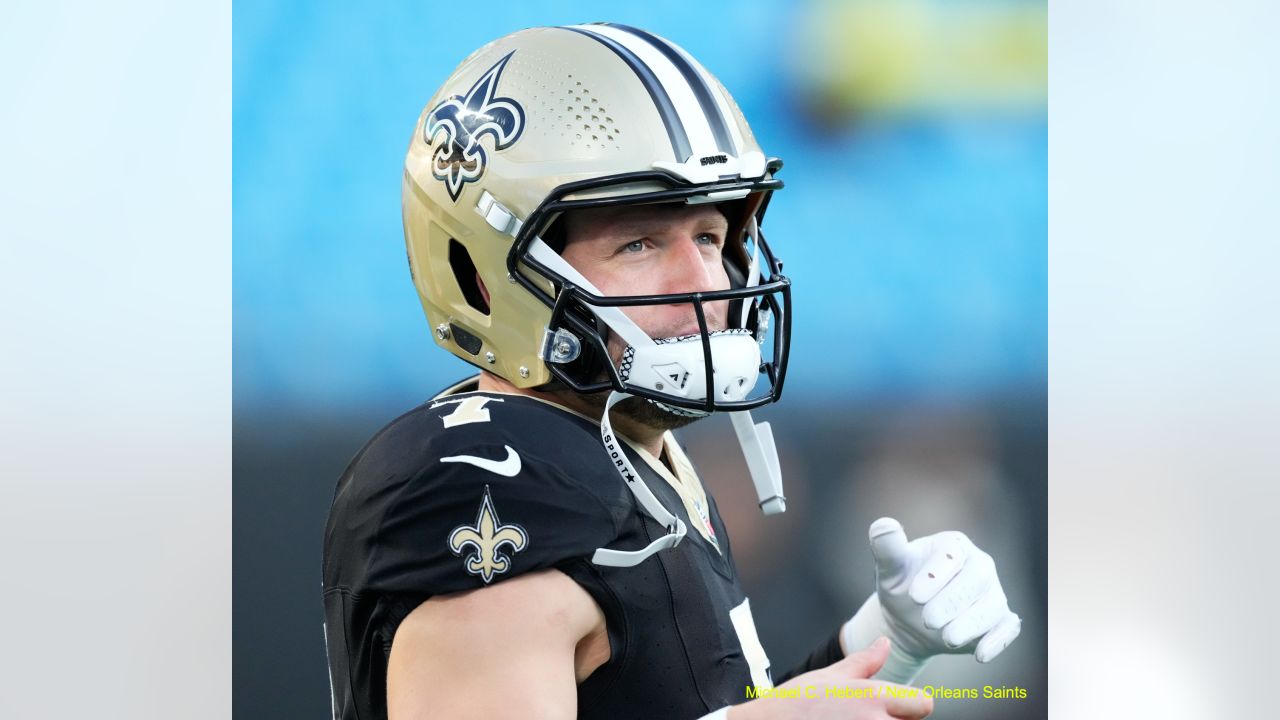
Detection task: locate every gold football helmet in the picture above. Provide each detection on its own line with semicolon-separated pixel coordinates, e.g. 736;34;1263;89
402;23;791;415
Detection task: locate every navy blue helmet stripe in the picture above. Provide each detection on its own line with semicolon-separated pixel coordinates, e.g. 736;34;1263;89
604;23;735;155
561;26;692;161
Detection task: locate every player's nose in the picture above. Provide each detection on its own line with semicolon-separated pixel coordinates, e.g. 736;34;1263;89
660;238;721;296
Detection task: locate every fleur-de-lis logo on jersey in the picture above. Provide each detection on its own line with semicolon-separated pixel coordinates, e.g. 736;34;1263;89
424;51;526;202
448;485;529;583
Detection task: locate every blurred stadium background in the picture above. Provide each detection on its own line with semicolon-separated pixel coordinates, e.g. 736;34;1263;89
234;1;1045;717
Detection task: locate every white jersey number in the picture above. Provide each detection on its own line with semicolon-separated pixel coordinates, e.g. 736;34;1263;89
729;598;773;689
435;396;503;428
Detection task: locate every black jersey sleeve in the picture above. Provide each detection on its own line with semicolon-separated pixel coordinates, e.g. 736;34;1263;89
368;451;624;596
777;629;846;684
322;395;639;720
328;396;632;600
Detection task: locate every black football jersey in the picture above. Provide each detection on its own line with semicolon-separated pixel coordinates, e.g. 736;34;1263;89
322;379;774;719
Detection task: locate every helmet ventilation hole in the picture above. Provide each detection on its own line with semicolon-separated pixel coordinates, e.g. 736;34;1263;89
554;77;615;149
448;238;490;316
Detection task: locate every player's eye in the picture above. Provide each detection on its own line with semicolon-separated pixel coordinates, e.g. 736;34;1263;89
695;233;721;247
622;240;645;253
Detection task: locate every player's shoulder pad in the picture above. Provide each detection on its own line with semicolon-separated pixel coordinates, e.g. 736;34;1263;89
337;392;632;597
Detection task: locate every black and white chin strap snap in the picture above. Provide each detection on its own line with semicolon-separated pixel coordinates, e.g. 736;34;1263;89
591;391;688;567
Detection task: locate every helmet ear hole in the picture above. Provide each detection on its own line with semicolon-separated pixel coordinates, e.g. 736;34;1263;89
448;239;491;315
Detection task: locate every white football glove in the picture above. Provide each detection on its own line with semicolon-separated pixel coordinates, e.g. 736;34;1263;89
841;517;1022;684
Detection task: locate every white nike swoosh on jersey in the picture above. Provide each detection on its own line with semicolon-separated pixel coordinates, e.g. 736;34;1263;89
440;445;522;477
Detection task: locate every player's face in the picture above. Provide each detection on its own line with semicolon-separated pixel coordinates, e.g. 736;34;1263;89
556;202;733;431
559;202;732;356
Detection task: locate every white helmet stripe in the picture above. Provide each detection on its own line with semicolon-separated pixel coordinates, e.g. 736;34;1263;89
560;26;692;161
602;23;740;156
660;37;746;155
577;24;721;160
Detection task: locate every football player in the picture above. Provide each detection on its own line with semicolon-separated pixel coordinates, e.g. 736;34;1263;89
323;24;1021;720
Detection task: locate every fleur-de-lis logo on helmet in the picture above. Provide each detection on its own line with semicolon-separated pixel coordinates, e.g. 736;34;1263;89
424;51;526;202
448;485;529;583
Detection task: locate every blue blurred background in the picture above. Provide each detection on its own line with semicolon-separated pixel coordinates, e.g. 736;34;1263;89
234;1;1046;717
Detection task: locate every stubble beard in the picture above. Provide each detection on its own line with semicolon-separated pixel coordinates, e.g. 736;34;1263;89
574;389;706;432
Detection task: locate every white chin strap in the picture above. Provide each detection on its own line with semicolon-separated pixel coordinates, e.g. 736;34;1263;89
731;412;786;515
591;391;688;567
527;237;786;568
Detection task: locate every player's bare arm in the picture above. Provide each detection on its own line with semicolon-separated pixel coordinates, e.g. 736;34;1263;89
387;569;609;719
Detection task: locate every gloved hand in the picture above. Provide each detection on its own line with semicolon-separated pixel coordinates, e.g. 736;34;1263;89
841;517;1022;684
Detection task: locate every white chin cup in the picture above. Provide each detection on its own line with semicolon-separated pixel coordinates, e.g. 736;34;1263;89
619;329;761;411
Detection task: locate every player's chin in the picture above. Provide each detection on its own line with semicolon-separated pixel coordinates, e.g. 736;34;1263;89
614;395;705;431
